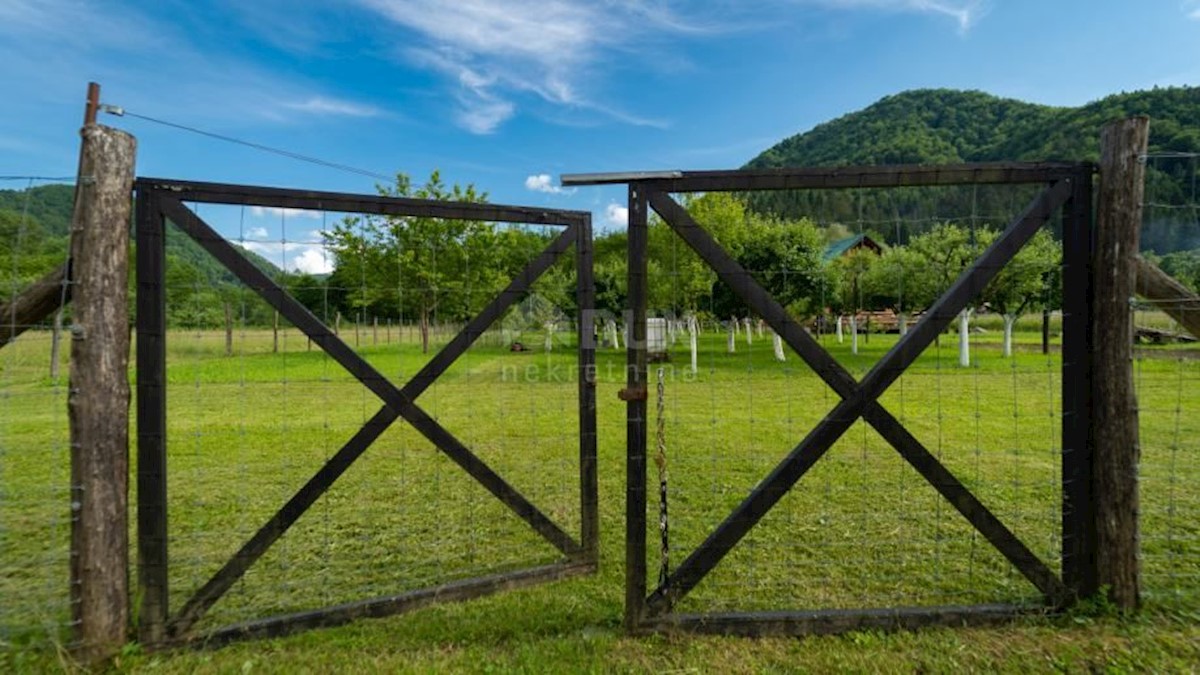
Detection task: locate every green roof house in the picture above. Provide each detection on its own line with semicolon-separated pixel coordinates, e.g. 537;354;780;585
822;233;883;263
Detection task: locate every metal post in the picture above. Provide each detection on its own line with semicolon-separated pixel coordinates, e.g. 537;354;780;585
135;188;170;644
575;216;599;561
1061;167;1096;600
624;184;649;630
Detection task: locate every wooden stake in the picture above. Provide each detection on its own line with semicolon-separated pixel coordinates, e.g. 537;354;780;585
1135;255;1200;339
224;301;233;356
50;309;64;379
0;263;70;347
69;122;136;663
1093;116;1148;610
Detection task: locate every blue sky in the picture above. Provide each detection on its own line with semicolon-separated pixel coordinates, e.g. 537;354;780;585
2;0;1198;273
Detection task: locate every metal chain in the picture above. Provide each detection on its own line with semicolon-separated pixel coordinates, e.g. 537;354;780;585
655;366;669;587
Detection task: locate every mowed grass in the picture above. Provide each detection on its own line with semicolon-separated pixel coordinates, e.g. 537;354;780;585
1;318;1198;672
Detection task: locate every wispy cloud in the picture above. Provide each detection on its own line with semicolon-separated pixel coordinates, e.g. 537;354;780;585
525;174;575;195
250;206;324;220
811;0;987;32
283;97;381;118
359;0;705;133
1185;0;1200;19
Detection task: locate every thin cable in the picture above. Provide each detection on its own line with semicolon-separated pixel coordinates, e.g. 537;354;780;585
105;108;395;183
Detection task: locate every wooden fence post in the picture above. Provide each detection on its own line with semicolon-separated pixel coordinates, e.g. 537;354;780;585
224;302;233;356
69;122;136;662
1093;116;1148;610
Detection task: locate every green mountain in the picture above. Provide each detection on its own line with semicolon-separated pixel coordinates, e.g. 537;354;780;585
1;183;288;326
744;86;1200;251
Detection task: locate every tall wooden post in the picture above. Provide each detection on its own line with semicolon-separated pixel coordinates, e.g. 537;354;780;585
224;302;234;356
1093;116;1148;610
69;120;136;661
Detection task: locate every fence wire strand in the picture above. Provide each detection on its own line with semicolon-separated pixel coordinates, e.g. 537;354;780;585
1137;153;1200;607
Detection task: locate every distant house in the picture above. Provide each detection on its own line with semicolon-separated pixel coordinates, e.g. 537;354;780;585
822;233;882;264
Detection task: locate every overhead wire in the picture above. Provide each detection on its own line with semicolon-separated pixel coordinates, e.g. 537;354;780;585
100;105;395;184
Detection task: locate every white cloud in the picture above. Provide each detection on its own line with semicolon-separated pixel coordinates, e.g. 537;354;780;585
524;174;575;195
360;0;702;133
290;247;335;275
283;96;381;117
1186;0;1200;19
604;202;629;229
246;226;269;239
812;0;986;32
239;240;334;275
250;206;323;220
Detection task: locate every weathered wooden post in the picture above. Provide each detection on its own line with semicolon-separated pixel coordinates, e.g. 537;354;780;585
223;301;233;356
1093;116;1148;610
68;83;136;662
272;310;280;353
50;309;64;378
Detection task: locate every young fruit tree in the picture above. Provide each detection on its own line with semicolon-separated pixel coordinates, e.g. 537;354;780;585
980;229;1062;357
904;223;997;367
324;171;495;354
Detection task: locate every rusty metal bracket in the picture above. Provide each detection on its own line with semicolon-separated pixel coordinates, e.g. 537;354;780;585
618;386;647;401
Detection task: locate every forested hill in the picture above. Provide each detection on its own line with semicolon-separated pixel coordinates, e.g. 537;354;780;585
746;87;1200;169
744;87;1200;251
0;183;286;311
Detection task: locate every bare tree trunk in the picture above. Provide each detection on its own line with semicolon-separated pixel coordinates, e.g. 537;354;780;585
1042;308;1051;355
68;121;135;663
420;308;430;354
688;317;698;375
1003;314;1016;358
1093;116;1149;610
958;308;971;367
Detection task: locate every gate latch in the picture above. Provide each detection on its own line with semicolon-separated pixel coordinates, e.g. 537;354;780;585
618;386;647;401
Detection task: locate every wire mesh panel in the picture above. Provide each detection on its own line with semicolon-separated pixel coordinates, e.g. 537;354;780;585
565;164;1093;635
134;179;596;645
0;177;77;653
1136;152;1200;607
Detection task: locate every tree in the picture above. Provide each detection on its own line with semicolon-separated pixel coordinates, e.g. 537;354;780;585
862;244;938;335
829;247;876;353
324;171;491;353
905;223;996;366
981;229;1061;357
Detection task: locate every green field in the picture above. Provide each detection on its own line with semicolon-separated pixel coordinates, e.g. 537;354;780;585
1;318;1198;672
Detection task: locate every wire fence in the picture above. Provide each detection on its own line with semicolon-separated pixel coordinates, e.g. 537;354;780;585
1136;152;1200;607
154;198;591;635
0;176;77;651
644;181;1071;616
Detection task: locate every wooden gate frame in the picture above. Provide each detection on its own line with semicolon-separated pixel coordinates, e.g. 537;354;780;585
134;178;598;646
565;162;1095;635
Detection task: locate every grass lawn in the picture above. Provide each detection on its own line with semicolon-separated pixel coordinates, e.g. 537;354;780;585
1;317;1198;673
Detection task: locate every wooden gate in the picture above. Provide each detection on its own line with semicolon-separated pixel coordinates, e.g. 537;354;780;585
134;179;598;645
565;162;1094;635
